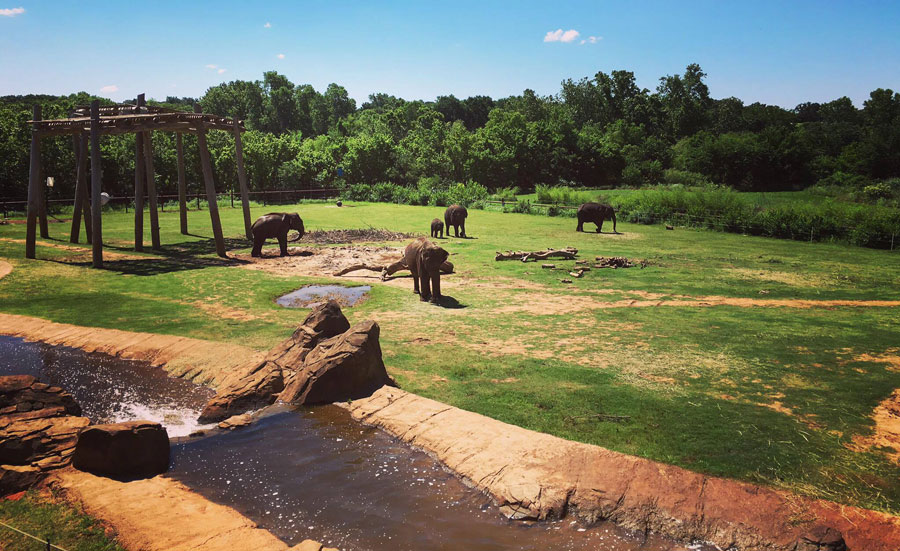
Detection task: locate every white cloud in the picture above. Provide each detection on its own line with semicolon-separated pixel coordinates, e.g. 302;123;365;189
205;64;217;69
589;35;602;44
217;68;226;74
264;22;271;28
277;53;285;59
0;7;25;17
544;29;579;43
100;85;119;93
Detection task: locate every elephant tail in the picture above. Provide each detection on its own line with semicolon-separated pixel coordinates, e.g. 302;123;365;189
612;211;617;233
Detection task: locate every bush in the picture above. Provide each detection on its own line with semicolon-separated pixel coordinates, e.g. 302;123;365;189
339;180;488;208
491;186;520;201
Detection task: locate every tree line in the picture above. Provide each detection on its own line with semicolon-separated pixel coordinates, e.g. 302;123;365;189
1;64;899;203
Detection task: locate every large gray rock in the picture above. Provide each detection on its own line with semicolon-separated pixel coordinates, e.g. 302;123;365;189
72;421;169;479
279;320;394;405
197;300;351;422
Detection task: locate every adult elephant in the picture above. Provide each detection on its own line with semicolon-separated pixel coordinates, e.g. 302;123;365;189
251;212;305;257
576;203;617;233
444;204;468;238
403;237;449;303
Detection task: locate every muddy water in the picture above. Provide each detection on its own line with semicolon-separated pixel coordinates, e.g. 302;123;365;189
170;406;709;551
0;336;214;437
276;284;371;308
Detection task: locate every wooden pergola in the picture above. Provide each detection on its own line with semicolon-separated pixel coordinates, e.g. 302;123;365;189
24;95;253;267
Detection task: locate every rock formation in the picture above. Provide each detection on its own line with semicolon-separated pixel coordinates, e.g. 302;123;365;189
0;375;89;495
72;421;169;479
198;300;394;422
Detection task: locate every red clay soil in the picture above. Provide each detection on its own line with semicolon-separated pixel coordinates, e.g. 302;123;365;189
342;387;900;551
51;469;332;551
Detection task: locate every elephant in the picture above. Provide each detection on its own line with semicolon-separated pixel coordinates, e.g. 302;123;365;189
576;203;617;233
251;212;305;257
403;237;449;303
430;218;444;238
444;204;468;237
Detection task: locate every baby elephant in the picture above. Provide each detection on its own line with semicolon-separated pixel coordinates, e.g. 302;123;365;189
251;212;305;257
403;237;449;303
576;202;617;233
430;218;444;238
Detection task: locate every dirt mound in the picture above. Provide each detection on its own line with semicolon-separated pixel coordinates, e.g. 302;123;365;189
0;261;11;280
849;389;900;465
237;246;406;280
304;228;417;244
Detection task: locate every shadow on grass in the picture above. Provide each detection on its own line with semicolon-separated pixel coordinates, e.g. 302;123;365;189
48;236;253;276
434;295;466;309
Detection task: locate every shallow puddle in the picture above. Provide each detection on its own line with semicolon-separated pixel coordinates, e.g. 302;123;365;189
170;406;708;551
276;284;371;308
0;336;214;437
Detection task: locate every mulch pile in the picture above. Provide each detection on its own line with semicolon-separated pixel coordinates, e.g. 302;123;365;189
304;228;418;244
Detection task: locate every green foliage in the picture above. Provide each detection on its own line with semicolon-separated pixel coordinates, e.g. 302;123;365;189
340;179;488;208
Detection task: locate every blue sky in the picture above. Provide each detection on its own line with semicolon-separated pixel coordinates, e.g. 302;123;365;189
1;1;898;108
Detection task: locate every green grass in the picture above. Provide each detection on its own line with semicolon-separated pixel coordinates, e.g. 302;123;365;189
2;200;900;513
0;490;124;551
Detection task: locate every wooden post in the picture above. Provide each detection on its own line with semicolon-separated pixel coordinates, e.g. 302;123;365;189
89;100;103;268
142;131;161;249
194;105;226;257
134;133;145;251
176;132;188;234
25;105;41;259
233;118;252;239
70;134;92;244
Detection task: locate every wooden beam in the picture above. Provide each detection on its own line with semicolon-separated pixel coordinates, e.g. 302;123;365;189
78;134;92;243
25;105;41;259
70;133;90;243
194;105;227;257
38;164;49;238
176;132;188;234
89;100;103;268
134;133;145;251
233;117;252;240
142;131;161;250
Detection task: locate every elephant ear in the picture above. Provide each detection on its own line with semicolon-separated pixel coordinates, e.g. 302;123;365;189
281;214;288;224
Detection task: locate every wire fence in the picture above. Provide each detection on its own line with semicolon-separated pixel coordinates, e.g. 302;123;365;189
0;519;70;551
483;199;899;250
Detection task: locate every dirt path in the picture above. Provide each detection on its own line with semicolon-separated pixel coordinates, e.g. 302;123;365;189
0;260;11;280
0;313;263;387
0;238;147;261
51;470;297;551
342;387;900;551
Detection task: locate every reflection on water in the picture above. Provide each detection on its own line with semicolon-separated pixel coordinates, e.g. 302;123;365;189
171;406;707;551
0;336;215;437
276;284;371;309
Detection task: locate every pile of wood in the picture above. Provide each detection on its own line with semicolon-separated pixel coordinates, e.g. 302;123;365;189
495;247;578;262
594;256;647;269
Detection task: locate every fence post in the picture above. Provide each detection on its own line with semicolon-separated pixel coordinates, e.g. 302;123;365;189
196;192;200;210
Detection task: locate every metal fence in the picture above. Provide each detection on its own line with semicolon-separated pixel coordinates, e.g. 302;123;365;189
0;188;341;218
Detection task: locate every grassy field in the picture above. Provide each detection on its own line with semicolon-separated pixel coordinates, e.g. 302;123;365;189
1;201;899;514
0;490;124;551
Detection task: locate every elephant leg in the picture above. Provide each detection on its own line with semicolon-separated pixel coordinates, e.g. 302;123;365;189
251;236;263;257
460;222;466;238
576;220;584;232
612;213;618;233
597;218;604;233
430;273;441;302
278;234;288;256
440;229;443;238
419;274;431;302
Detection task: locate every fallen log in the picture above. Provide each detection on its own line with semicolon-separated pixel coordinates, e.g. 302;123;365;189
334;260;454;279
495;247;577;262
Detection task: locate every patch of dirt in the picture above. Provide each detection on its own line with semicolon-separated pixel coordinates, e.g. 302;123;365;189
849;389;900;466
303;228;418;244
0;260;11;280
494;290;900;315
854;349;900;372
236;245;405;280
